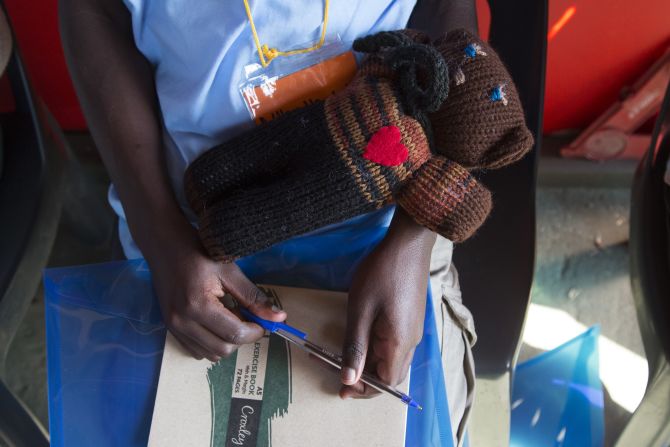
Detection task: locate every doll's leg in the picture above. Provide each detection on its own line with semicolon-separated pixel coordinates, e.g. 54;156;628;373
184;101;329;215
196;163;380;262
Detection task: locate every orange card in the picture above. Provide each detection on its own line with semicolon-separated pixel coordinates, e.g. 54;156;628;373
241;51;357;125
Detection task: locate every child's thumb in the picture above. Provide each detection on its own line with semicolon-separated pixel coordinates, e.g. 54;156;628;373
340;309;373;385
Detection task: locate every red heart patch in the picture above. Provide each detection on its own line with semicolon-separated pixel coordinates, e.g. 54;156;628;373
363;126;409;167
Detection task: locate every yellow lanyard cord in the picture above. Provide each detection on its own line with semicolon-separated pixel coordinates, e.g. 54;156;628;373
243;0;330;68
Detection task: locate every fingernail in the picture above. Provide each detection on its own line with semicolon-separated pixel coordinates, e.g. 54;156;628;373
342;367;356;383
271;305;282;313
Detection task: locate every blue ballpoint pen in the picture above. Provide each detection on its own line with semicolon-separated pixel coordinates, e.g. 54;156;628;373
240;307;423;411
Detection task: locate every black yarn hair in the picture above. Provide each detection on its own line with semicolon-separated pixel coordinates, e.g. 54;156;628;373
353;30;449;143
353;30;418;52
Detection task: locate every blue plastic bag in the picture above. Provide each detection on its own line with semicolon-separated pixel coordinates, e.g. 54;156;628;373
44;211;453;447
511;327;604;447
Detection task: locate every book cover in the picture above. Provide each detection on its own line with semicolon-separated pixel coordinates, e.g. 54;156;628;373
148;285;408;447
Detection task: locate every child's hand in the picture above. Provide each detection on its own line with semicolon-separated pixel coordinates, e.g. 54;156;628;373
150;234;286;362
339;210;434;398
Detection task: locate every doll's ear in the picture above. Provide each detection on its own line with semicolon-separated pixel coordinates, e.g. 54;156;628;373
355;30;449;118
388;44;449;116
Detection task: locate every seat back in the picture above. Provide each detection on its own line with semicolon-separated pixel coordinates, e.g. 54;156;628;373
629;80;670;379
615;75;670;447
0;379;49;446
0;2;65;373
452;0;548;375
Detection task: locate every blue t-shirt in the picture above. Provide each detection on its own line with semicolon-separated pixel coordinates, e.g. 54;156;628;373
116;0;417;259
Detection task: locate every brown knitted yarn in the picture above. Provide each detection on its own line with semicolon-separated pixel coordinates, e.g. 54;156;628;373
185;28;535;261
395;156;492;242
430;29;534;170
185;73;433;262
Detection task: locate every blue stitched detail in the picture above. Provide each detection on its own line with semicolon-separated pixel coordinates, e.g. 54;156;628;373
490;86;503;101
490;85;508;105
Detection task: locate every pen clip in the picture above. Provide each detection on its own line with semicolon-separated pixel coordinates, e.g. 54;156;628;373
240;307;307;339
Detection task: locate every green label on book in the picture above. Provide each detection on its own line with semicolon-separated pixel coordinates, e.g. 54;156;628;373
208;334;291;447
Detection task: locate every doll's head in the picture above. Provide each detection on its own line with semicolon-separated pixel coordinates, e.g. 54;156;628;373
353;29;534;170
429;30;534;169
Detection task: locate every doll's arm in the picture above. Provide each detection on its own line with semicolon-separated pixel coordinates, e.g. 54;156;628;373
394;155;491;242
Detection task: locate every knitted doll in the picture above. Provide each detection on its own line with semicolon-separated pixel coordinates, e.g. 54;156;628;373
353;29;534;240
184;29;533;262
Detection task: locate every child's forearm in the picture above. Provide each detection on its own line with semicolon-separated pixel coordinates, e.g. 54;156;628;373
384;207;437;260
408;0;479;38
60;0;198;263
60;0;286;364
